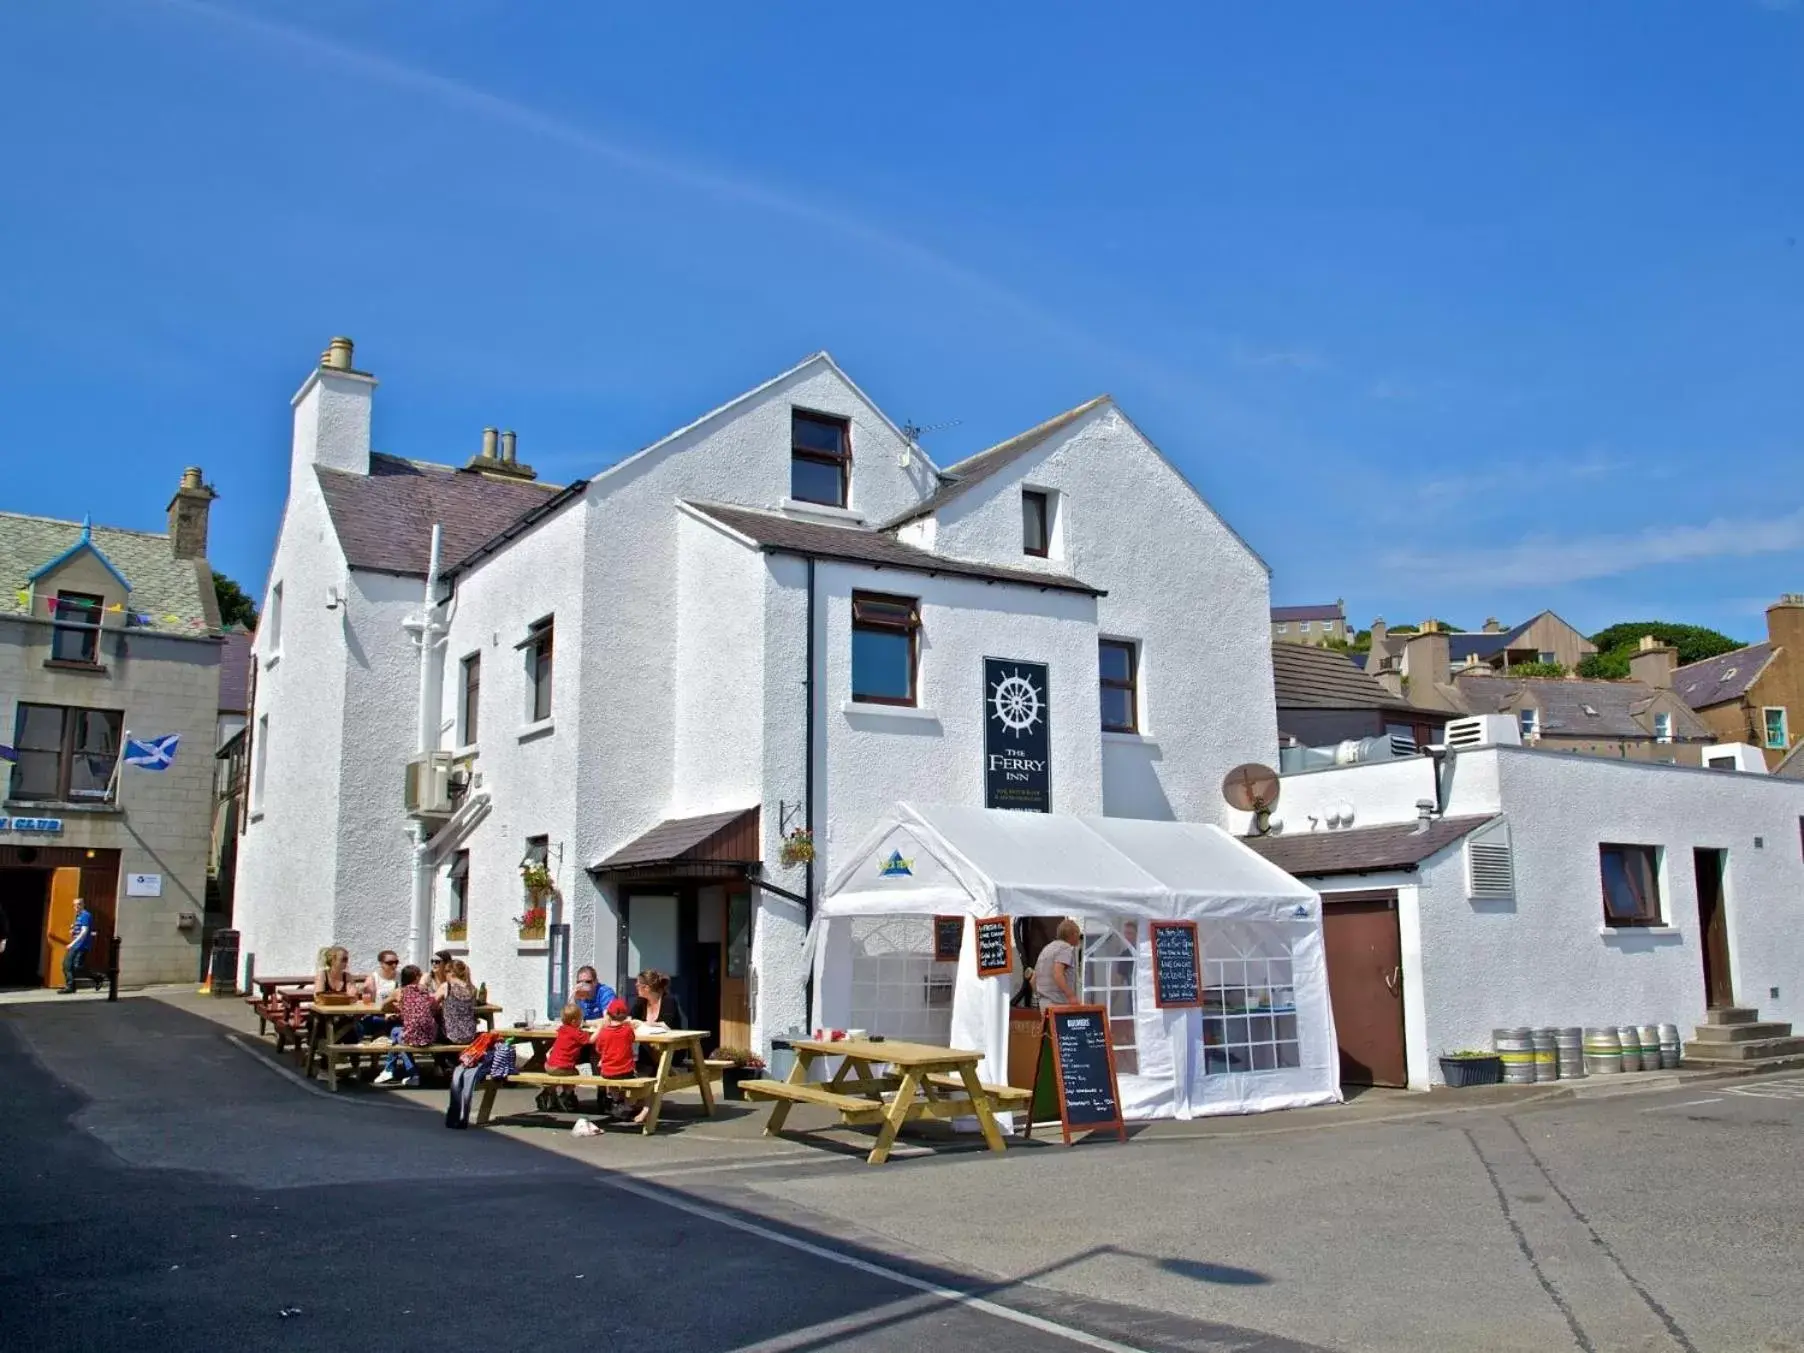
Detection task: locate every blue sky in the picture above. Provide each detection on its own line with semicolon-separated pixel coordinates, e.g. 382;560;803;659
2;1;1800;642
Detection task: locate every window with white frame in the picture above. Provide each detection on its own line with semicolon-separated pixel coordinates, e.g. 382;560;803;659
1653;710;1672;744
252;713;269;810
848;916;954;1045
1764;707;1789;750
265;582;283;657
1081;920;1139;1075
1518;707;1539;740
1201;924;1300;1075
1301;620;1314;634
1538;650;1557;664
1275;623;1288;635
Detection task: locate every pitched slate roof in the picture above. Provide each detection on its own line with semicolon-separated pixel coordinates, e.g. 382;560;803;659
1453;675;1711;740
1448;632;1510;663
1272;643;1411;711
1271;603;1344;623
315;454;561;577
882;396;1110;528
0;511;218;636
1243;815;1497;878
687;502;1105;596
1673;643;1775;710
218;627;255;712
1774;740;1804;779
593;807;759;870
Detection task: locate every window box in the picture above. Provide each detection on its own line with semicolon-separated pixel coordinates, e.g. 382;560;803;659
1439;1053;1504;1087
42;659;109;675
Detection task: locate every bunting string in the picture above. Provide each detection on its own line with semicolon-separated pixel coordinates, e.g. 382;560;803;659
11;589;208;629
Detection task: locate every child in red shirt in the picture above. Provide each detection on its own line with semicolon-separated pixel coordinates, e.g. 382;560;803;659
593;998;637;1120
539;1003;589;1112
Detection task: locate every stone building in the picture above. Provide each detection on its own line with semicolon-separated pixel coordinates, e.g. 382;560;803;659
0;470;223;987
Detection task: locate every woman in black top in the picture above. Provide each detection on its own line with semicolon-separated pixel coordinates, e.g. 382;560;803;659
628;969;687;1087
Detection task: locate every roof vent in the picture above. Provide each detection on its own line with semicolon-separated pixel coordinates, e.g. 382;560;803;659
1444;714;1523;749
1466;820;1515;899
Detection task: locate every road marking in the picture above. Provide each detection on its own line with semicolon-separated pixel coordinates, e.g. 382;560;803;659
599;1174;1157;1353
1638;1098;1723;1113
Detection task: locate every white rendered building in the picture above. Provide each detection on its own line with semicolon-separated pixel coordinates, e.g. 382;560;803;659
234;338;1279;1053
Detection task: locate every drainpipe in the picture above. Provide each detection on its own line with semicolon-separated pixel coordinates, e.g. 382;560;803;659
798;556;817;1031
406;524;445;967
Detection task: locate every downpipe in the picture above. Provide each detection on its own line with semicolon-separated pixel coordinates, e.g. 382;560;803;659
406;524;446;968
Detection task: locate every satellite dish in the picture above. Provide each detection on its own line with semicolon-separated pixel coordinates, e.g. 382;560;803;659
1223;763;1281;834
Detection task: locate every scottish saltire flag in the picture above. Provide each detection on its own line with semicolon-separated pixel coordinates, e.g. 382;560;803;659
123;733;180;770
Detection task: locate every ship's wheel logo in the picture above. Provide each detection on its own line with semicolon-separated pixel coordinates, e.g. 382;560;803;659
989;669;1043;733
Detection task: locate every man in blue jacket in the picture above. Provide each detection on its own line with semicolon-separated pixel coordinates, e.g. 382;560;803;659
573;965;617;1020
60;899;93;993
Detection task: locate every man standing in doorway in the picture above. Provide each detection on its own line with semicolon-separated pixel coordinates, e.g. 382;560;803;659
1032;919;1083;1009
59;899;93;994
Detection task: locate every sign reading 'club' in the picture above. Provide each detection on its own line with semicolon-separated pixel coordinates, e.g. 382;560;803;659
983;657;1050;813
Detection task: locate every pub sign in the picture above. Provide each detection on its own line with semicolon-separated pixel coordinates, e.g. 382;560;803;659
983;657;1050;812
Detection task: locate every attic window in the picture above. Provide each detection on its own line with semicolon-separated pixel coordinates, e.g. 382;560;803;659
791;409;851;508
51;591;104;664
1466;823;1514;901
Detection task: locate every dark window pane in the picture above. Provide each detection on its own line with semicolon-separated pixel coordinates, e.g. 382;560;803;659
462;654;481;745
1099;642;1133;683
852;597;915;628
1023;492;1048;554
1101;686;1135;731
13;751;62;797
852;629;913;702
16;704;65;751
790;456;844;506
792;413;847;456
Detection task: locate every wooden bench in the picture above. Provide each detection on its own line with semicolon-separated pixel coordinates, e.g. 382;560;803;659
320;1042;475;1080
740;1079;888;1119
475;1059;724;1135
925;1074;1032;1107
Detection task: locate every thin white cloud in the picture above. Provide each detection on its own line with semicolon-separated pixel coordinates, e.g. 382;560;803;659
1414;454;1627;511
1385;507;1804;588
1229;343;1330;373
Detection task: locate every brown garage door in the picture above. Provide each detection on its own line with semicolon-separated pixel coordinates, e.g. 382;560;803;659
1322;892;1407;1087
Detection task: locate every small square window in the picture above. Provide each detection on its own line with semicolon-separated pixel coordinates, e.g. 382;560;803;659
447;850;470;925
1275;623;1288;635
1764;707;1789;750
791;410;851;507
51;591;104;664
1653;711;1672;744
520;617;553;721
1519;707;1539;740
460;652;481;746
1022;490;1050;557
851;592;919;705
1539;651;1557;664
1100;639;1138;733
1599;843;1663;926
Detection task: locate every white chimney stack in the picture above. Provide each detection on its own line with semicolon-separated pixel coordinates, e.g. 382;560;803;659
292;334;375;478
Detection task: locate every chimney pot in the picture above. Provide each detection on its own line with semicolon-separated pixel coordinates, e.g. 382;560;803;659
166;465;216;562
481;427;499;460
500;430;517;464
1412;799;1436;833
181;465;204;490
324;337;355;371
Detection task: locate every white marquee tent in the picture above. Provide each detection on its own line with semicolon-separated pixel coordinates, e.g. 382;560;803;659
813;803;1341;1120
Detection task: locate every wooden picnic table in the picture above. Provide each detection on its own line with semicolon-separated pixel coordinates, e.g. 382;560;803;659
743;1037;1022;1166
474;1026;719;1135
304;1002;502;1090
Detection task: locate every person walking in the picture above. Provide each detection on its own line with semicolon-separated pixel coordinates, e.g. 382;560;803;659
1031;919;1083;1010
58;899;94;994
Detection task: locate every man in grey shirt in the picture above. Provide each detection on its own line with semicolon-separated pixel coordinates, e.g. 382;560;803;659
1032;919;1083;1009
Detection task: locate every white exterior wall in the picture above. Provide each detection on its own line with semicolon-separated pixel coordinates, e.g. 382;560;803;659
673;511;765;815
435;499;591;1018
928;405;1276;823
1284;746;1804;1085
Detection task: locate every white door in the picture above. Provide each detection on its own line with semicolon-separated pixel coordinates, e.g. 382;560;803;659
626;894;680;981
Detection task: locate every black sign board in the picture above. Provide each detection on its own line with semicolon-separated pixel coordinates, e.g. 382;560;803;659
932;915;964;964
984;658;1051;813
1149;920;1202;1009
974;915;1015;979
1026;1005;1126;1145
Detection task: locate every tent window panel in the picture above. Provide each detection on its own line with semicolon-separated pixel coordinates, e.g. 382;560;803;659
1081;921;1138;1075
849;916;952;1046
1201;923;1301;1078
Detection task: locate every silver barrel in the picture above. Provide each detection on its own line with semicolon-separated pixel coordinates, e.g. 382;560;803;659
1583;1027;1621;1075
1531;1027;1559;1082
1616;1024;1643;1073
1494;1027;1536;1084
1556;1027;1586;1079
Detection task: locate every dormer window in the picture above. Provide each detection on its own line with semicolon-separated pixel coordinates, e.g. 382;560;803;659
791;410;850;508
1653;711;1672;744
51;591;104;664
1022;489;1050;557
1518;707;1539;740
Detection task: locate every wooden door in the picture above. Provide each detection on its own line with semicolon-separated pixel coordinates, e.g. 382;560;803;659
1693;849;1733;1008
41;867;83;989
1322;893;1408;1087
718;890;752;1051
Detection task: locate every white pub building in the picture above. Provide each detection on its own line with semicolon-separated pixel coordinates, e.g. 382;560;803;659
233;338;1281;1056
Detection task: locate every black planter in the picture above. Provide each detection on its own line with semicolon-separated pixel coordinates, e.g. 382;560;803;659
1439;1054;1504;1088
720;1068;763;1101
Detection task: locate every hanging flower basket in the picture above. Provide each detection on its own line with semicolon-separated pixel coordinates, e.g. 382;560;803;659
515;902;547;942
779;827;815;869
520;861;556;902
442;919;467;942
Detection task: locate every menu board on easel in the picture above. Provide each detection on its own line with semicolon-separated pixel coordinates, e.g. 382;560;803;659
1026;1005;1126;1145
932;915;964;964
973;915;1014;978
1149;920;1202;1009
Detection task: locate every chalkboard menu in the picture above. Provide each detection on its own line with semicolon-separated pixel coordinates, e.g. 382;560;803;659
1026;1005;1126;1144
932;915;964;964
1149;920;1202;1009
974;915;1015;978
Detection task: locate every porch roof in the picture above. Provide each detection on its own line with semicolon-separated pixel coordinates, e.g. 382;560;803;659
591;806;761;873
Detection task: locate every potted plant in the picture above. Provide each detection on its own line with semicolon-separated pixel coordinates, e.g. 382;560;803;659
443;918;467;943
520;860;556;901
712;1047;767;1099
1438;1049;1504;1088
515;902;548;942
779;827;815;869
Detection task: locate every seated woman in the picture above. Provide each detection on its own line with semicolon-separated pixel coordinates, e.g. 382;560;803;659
375;964;441;1086
356;949;402;1041
441;959;480;1046
314;945;354;998
627;970;686;1123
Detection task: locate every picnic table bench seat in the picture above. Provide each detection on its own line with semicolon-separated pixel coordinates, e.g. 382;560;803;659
924;1074;1032;1106
739;1079;888;1116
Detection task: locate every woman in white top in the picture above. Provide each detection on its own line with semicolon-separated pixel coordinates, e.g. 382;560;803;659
1032;920;1083;1009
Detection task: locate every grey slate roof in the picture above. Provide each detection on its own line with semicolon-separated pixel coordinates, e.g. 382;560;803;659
1243;815;1497;878
1271;643;1412;711
1673;643;1775;710
1271;603;1343;623
688;502;1105;596
1774;741;1804;779
315;454;560;577
594;807;757;870
1453;675;1711;740
218;627;255;712
1448;632;1509;663
882;396;1109;528
0;511;219;636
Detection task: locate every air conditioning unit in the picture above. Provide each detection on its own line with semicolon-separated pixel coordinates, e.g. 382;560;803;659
1703;743;1767;774
404;752;460;817
1443;715;1523;750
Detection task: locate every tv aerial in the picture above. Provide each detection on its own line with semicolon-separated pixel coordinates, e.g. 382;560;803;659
898;417;963;467
1222;762;1281;835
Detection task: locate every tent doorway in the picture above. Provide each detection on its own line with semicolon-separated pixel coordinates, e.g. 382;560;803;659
1321;891;1406;1087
